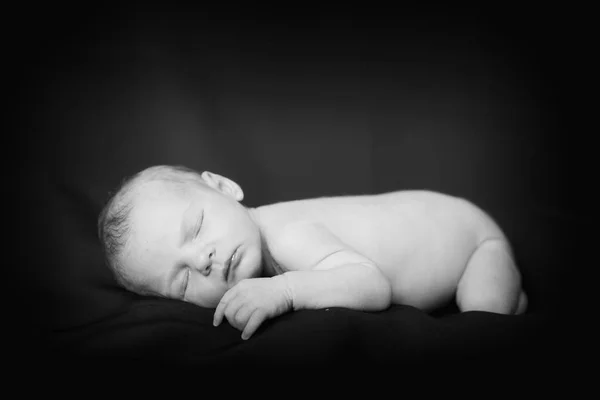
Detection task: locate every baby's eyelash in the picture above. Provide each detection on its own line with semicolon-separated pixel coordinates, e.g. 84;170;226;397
194;212;204;237
182;268;191;299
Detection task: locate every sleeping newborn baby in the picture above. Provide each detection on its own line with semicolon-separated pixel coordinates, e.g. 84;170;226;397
98;165;527;340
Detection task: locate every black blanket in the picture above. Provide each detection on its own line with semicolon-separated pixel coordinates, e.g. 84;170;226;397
15;7;584;380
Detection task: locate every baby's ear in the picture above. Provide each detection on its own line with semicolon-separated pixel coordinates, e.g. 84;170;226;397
200;171;244;201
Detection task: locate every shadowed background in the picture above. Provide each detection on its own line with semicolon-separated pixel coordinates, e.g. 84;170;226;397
13;6;585;374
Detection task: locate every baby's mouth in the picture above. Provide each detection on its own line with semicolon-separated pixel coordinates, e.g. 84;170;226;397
225;247;239;283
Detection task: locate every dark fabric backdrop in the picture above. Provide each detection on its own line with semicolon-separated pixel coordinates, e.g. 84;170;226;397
12;6;588;379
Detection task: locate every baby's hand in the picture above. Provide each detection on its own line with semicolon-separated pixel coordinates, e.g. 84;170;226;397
213;275;294;340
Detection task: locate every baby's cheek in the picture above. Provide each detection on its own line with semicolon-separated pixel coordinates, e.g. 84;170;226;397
208;286;229;307
187;283;227;308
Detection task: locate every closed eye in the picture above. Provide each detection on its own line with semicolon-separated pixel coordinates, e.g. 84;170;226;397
194;211;204;238
181;267;191;299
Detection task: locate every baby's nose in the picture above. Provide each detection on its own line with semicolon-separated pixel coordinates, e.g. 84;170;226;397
195;246;215;275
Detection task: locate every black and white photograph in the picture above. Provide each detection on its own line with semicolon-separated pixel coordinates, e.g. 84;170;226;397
14;4;587;386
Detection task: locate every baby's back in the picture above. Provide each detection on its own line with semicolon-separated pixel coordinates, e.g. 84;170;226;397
260;190;507;310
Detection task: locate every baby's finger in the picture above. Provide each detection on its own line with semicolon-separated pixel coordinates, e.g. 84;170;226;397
241;310;267;340
222;296;249;330
214;290;236;326
229;304;254;330
213;301;226;326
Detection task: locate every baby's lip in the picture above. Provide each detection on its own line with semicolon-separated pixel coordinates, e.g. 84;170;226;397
225;247;239;283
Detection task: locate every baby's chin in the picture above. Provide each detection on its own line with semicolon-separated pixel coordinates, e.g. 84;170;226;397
233;245;264;281
230;261;262;287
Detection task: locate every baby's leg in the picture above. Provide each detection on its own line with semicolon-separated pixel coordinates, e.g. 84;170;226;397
456;238;527;315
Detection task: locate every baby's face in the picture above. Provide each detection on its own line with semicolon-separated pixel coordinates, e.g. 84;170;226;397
120;179;263;307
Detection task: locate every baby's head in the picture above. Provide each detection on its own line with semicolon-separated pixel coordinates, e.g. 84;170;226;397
98;165;264;307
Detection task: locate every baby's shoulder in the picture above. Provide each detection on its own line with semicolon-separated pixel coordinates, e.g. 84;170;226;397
264;220;347;271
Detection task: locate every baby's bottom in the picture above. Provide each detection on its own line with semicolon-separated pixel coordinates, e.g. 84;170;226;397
456;238;527;315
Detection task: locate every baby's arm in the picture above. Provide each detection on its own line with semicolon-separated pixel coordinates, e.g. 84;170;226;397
284;263;392;310
277;222;392;311
214;222;392;340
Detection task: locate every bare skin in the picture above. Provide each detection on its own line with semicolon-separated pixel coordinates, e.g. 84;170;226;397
120;170;527;340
